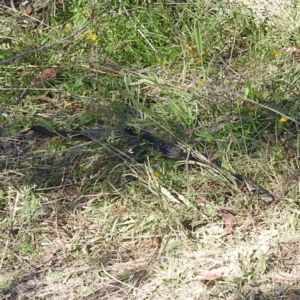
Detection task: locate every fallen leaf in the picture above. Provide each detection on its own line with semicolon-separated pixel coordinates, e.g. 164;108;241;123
221;225;234;236
222;213;239;226
65;102;83;112
24;5;33;15
39;67;58;79
221;213;239;236
43;244;59;265
201;272;222;283
34;95;58;103
286;47;300;55
151;236;162;249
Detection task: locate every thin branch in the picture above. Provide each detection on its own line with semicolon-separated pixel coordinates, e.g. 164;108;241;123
101;264;140;291
10;0;17;12
0;241;9;272
0;7;107;65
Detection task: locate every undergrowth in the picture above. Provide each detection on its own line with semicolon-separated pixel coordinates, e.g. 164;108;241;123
0;0;300;299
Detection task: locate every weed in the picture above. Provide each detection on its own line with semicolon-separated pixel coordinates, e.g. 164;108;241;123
1;1;300;299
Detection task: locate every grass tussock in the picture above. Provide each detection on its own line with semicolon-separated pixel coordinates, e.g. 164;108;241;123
1;0;300;299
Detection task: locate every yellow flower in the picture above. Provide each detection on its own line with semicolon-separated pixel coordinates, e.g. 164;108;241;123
199;79;206;85
279;116;288;123
271;50;279;57
85;30;98;43
154;171;162;178
196;58;202;65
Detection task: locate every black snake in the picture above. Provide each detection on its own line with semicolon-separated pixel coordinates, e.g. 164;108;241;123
30;124;275;201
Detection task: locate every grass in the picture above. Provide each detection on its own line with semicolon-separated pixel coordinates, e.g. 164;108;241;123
1;0;300;299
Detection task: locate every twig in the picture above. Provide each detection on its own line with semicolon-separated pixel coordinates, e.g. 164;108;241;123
55;204;66;250
0;241;9;272
10;0;17;12
101;264;140;291
0;7;107;65
1;190;21;272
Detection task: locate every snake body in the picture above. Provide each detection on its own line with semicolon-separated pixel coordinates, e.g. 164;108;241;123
30;125;275;201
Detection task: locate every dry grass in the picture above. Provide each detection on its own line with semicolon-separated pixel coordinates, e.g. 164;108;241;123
237;0;300;27
1;1;300;299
